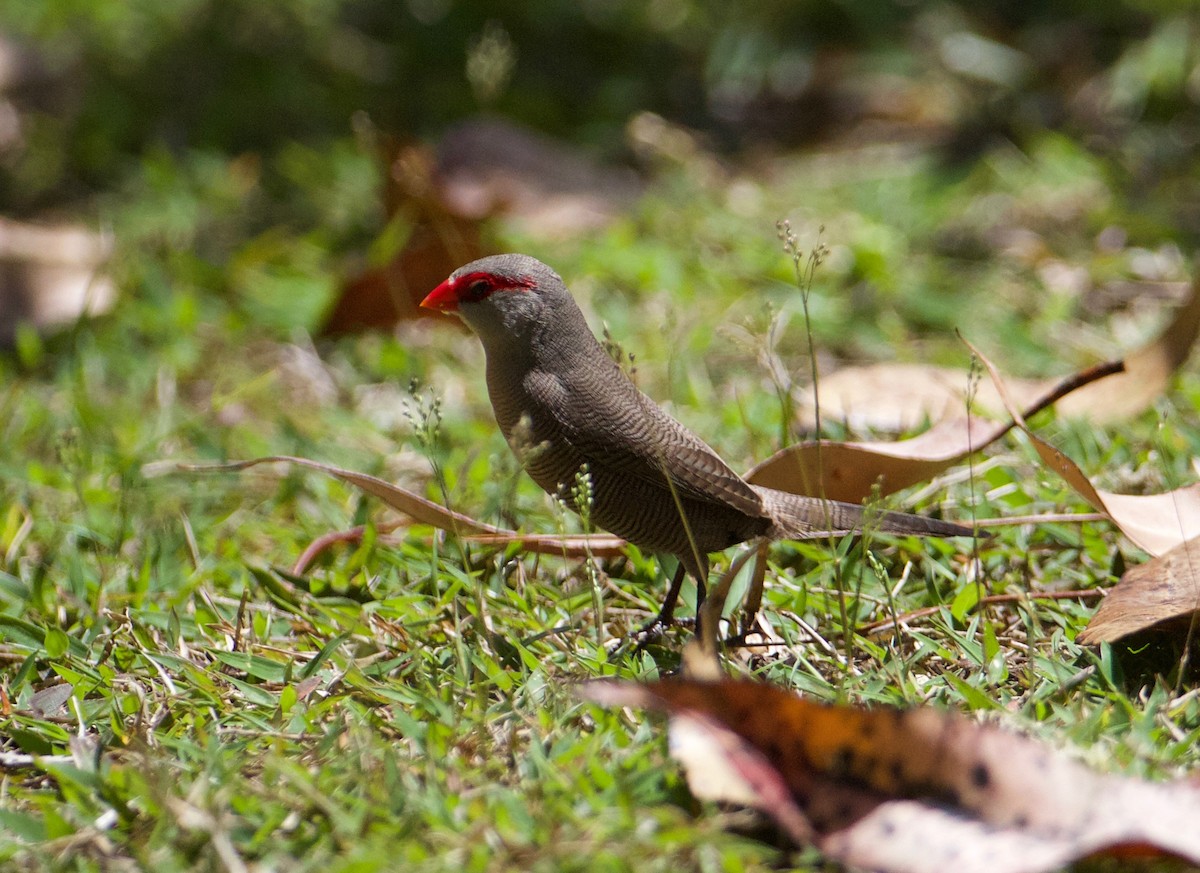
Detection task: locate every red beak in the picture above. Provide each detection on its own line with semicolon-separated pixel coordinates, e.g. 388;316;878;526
420;278;459;312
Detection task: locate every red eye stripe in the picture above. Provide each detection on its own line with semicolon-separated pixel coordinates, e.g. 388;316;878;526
455;271;534;303
421;271;535;312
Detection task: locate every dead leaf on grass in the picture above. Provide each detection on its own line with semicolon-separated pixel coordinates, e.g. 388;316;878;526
746;360;1123;504
798;362;1046;433
1078;535;1200;643
971;340;1200;557
800;275;1200;431
1056;275;1200;423
581;675;1200;873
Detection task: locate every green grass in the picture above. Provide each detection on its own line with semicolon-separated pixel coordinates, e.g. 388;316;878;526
2;130;1199;871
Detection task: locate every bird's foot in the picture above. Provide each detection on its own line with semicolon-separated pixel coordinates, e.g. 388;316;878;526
630;616;672;651
607;615;693;661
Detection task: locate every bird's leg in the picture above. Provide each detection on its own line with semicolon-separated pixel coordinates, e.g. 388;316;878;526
693;573;708;639
623;563;689;654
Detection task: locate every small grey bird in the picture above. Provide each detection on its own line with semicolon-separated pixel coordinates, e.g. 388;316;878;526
422;254;974;632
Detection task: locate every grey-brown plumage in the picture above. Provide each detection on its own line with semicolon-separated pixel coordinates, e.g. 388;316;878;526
422;254;974;622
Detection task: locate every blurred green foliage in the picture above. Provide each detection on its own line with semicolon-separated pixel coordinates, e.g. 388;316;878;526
0;0;1193;347
2;0;1198;213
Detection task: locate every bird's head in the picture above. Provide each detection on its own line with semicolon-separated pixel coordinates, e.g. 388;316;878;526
422;254;569;343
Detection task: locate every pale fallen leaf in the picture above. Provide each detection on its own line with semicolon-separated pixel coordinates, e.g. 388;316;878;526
747;416;1003;504
1056;276;1200;423
1078;535;1200;643
970;340;1200;556
823;789;1200;873
580;676;1200;873
0;219;115;344
798;362;1046;432
747;360;1123;504
800;275;1199;431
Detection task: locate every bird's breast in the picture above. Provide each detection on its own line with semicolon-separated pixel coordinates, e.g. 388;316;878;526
485;363;584;491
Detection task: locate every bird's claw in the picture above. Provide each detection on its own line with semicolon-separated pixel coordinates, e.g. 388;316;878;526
607;614;694;661
630;618;670;654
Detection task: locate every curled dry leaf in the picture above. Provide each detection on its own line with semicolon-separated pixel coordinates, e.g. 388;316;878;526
747;416;1004;505
1078;535;1200;643
580;676;1200;873
797;362;1047;433
1055;276;1200;423
154;456;626;560
799;276;1199;432
970;340;1200;557
746;360;1124;505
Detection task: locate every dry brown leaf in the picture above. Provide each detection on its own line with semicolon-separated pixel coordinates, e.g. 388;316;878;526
801;276;1200;431
322;222;482;334
1017;440;1200;557
581;676;1200;873
157;456;626;560
746;360;1123;504
820;795;1197;873
798;362;1046;432
1078;535;1200;643
1056;276;1200;423
323;119;642;335
321;143;483;335
970;340;1200;557
746;416;1005;504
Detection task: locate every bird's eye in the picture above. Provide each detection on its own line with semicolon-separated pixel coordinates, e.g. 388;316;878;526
462;279;491;302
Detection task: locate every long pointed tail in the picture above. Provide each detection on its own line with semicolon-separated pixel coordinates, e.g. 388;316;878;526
753;485;977;540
